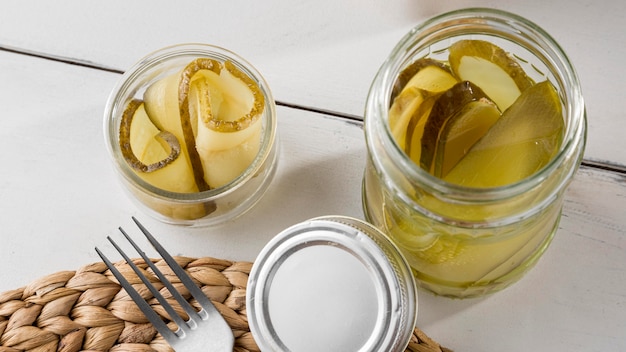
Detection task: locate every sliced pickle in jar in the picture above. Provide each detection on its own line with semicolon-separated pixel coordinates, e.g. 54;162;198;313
415;236;467;265
392;58;452;99
404;93;444;165
434;98;500;178
396;59;458;98
143;72;182;137
119;100;198;193
444;81;564;188
176;58;224;192
141;58;265;191
448;40;533;111
388;59;458;150
420;81;498;176
190;61;264;188
389;88;428;151
142;60;221;192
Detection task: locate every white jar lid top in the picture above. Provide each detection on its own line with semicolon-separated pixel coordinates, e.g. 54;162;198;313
247;216;417;352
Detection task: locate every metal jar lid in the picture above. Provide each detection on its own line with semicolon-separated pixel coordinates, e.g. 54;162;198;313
247;216;418;352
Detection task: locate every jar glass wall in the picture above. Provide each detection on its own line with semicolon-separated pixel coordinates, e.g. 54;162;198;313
362;8;586;298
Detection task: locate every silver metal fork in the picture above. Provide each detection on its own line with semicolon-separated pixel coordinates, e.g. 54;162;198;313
95;217;234;352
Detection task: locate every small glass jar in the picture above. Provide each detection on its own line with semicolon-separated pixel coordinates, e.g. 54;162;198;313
363;8;586;297
247;216;417;352
104;44;278;227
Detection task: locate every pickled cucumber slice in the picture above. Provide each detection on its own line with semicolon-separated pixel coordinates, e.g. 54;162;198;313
119;99;198;193
192;62;262;151
183;60;263;133
389;87;428;150
434;98;501;178
188;69;224;138
415;236;466;265
176;58;223;192
198;124;262;188
143;61;219;192
142;58;265;192
404;93;443;165
444;81;564;187
420;81;496;175
143;72;184;139
388;60;457;150
392;58;451;100
190;68;263;188
399;60;457;97
449;40;533;111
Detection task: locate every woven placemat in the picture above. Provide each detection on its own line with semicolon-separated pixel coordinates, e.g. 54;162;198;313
0;257;451;352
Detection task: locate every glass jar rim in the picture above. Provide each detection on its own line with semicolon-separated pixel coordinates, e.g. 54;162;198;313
365;7;586;202
103;43;277;203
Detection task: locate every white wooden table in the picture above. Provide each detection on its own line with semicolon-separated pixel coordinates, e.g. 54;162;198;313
1;1;625;351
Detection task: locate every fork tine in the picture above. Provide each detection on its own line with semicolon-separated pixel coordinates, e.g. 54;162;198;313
131;217;220;317
95;246;177;343
110;231;189;332
118;226;199;326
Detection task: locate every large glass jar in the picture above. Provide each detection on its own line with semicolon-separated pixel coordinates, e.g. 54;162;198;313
362;8;586;298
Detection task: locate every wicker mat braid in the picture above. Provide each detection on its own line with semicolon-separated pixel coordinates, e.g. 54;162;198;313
0;257;451;352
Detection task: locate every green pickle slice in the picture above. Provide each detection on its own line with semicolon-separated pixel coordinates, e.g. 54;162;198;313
448;40;534;111
444;81;564;187
388;59;458;152
419;81;500;178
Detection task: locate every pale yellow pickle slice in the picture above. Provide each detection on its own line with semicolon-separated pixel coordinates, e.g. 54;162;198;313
444;81;564;188
190;63;264;188
433;98;500;178
419;81;500;177
119;58;266;220
448;40;534;111
388;60;458;151
120;100;198;193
